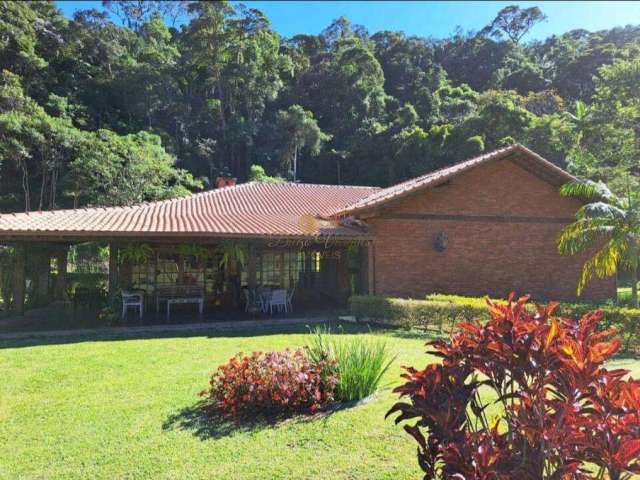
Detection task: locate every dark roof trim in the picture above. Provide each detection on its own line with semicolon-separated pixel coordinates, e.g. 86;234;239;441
331;144;575;218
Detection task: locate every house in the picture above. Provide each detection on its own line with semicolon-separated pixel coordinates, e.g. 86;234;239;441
0;144;615;316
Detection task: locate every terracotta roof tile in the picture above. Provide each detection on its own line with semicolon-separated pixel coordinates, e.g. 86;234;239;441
0;145;575;240
0;182;379;239
332;144;575;217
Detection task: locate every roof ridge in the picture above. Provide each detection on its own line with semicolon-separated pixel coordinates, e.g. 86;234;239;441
252;181;379;190
331;144;573;217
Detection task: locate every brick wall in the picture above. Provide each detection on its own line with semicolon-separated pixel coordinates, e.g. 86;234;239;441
366;156;616;301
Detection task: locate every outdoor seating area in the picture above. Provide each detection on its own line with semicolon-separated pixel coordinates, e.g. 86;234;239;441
243;286;296;314
0;239;367;328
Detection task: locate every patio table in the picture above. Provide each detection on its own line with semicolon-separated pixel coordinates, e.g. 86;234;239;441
156;285;204;320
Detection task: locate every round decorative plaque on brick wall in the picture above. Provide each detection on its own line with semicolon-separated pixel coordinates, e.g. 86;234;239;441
434;231;448;252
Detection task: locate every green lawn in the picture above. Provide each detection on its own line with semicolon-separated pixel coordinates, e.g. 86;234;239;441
618;284;639;305
0;325;638;480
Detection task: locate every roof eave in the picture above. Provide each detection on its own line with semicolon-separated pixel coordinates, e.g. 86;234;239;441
333;144;576;218
0;230;373;243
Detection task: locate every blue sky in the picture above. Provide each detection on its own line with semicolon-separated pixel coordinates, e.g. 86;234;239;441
55;1;640;40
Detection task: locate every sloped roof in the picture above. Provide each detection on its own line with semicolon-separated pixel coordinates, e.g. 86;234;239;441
0;182;378;240
0;144;575;241
331;144;576;217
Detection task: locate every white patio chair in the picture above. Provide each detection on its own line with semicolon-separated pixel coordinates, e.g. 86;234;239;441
268;289;288;314
257;287;271;313
243;289;251;312
286;285;296;312
122;290;144;320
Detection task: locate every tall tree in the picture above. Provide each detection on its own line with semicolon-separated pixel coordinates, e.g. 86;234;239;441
102;1;191;31
275;105;328;181
177;1;284;180
67;130;201;207
480;5;547;44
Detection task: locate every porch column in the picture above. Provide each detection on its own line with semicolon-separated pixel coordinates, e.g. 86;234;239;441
367;241;375;295
54;246;68;301
13;244;26;315
247;244;257;289
108;243;119;297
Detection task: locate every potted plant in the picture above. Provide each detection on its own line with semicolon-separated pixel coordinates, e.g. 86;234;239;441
119;243;153;265
177;243;210;268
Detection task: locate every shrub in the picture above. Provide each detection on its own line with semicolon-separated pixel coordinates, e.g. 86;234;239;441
199;348;338;417
387;294;640;479
424;293;495;309
349;295;488;331
351;294;640;352
307;327;395;402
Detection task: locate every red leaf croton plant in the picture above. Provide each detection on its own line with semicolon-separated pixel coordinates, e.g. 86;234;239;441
387;294;640;479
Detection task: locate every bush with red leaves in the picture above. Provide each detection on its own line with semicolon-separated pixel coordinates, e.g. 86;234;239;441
200;348;338;417
387;294;640;480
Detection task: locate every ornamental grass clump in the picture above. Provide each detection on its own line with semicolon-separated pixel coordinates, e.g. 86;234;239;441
387;293;640;479
199;348;338;418
307;327;395;403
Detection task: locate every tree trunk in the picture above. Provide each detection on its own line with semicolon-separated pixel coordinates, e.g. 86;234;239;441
631;267;638;308
21;162;31;212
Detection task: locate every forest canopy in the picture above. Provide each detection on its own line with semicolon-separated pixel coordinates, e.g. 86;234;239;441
0;1;638;212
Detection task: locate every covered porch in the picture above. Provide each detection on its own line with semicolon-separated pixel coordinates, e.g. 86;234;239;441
0;180;378;331
0;236;373;329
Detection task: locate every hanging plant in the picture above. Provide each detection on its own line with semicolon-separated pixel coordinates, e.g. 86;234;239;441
346;243;362;271
177;244;210;264
219;241;248;270
119;243;153;265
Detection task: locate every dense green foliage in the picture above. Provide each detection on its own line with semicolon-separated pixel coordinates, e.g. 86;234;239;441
350;293;640;353
0;2;639;212
307;326;395;402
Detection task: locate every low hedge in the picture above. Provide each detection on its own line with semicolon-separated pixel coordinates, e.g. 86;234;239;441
348;295;489;331
349;294;640;353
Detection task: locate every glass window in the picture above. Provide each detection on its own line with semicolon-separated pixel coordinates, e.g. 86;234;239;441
131;259;155;294
255;250;322;289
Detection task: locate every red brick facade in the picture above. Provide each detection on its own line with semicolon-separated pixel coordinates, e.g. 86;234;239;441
365;155;616;301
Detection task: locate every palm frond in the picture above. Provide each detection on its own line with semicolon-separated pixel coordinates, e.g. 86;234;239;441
573;100;591;121
576;238;621;295
612;232;640;271
558;221;615;255
577;202;626;220
560;180;616;203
